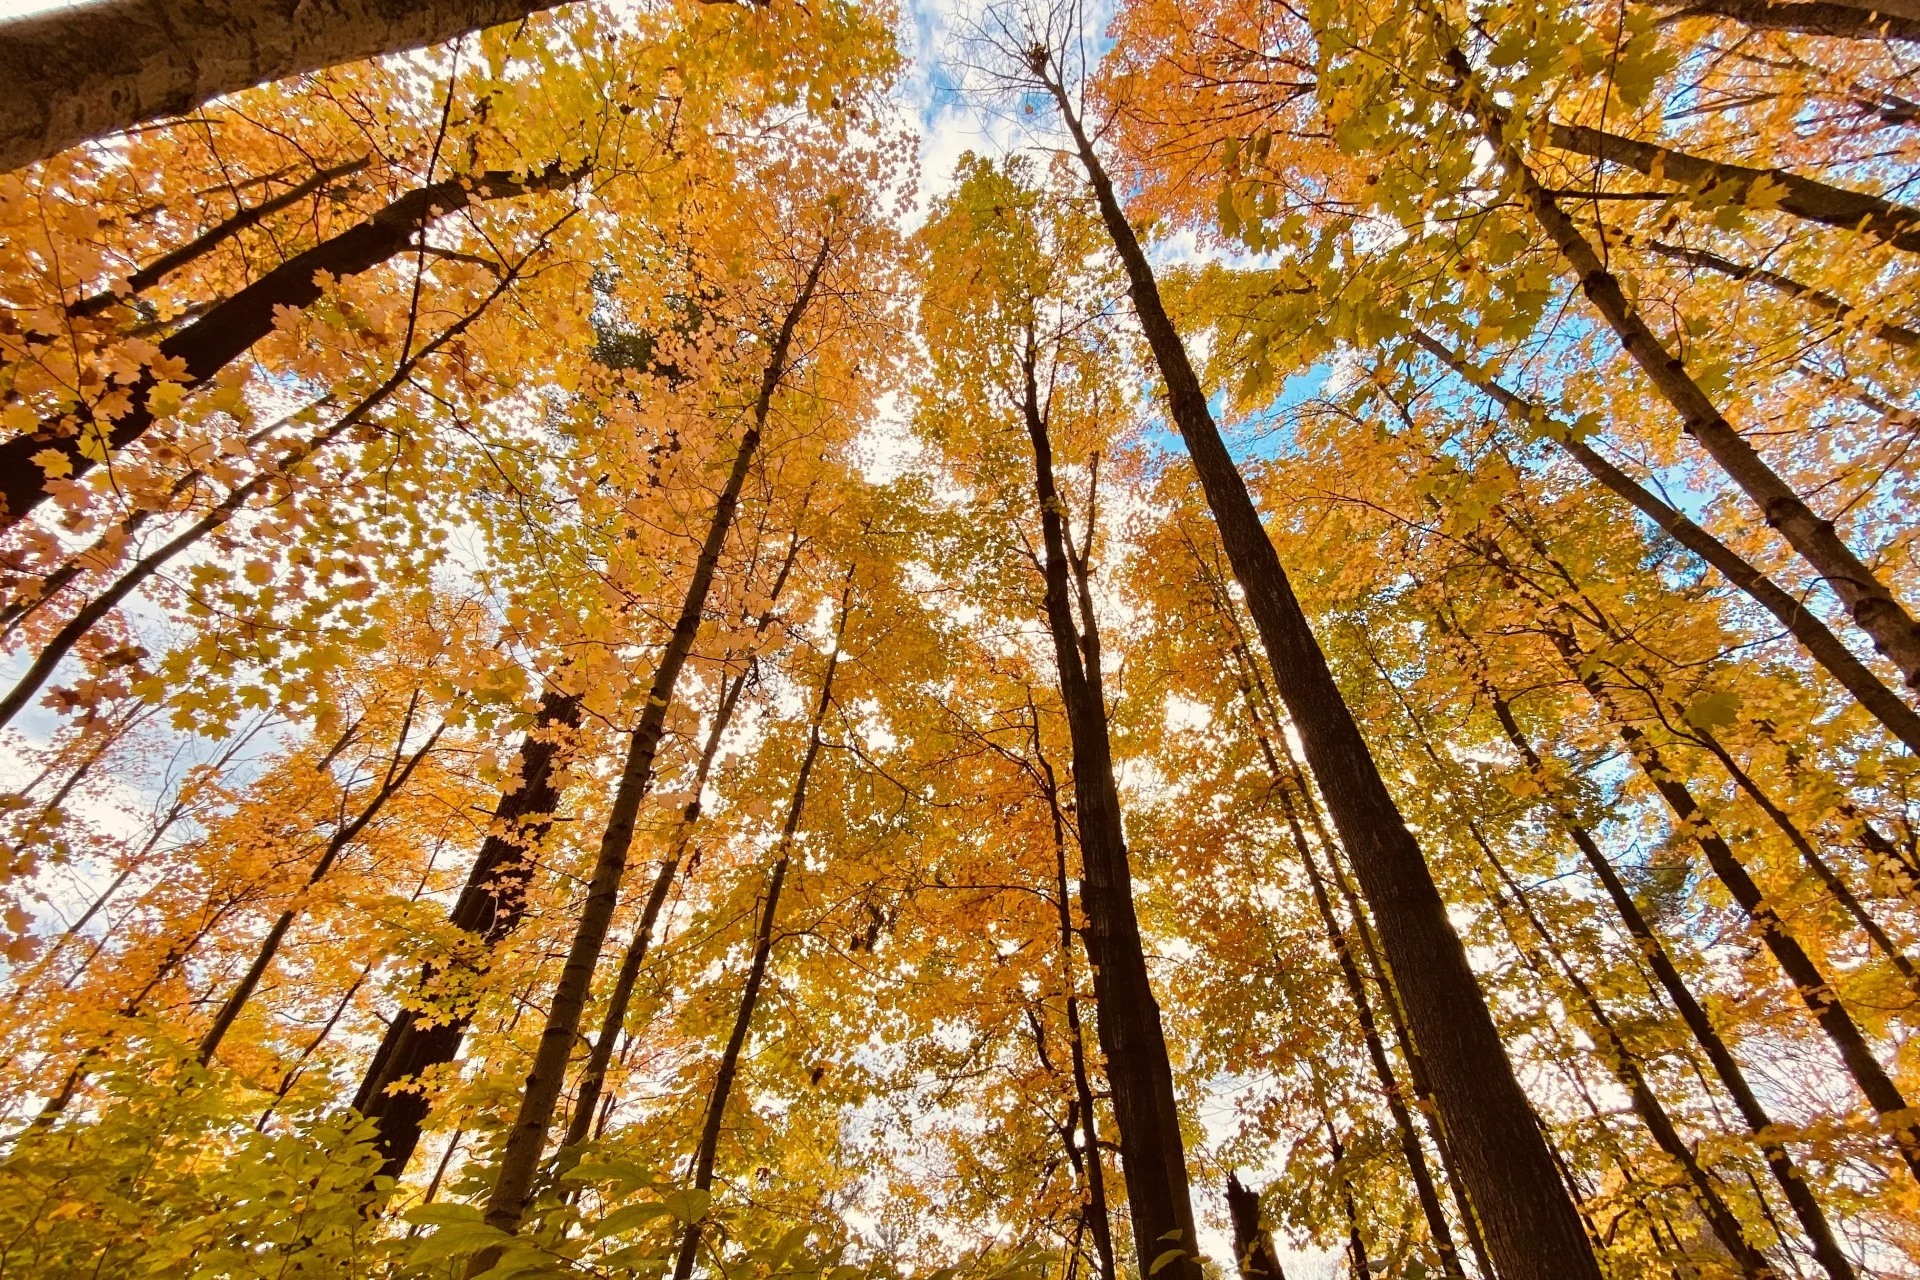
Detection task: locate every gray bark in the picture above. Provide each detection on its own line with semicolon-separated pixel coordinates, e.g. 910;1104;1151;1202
0;0;570;174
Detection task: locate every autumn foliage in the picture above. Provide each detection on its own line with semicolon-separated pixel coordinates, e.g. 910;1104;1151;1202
0;0;1917;1277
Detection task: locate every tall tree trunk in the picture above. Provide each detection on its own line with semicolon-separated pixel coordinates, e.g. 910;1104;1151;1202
1693;728;1920;1001
1442;46;1920;690
1032;715;1119;1280
1019;341;1199;1280
0;0;572;173
1542;121;1920;253
0;160;579;528
198;714;444;1064
1277;782;1466;1280
1476;833;1779;1279
1445;628;1860;1280
1355;624;1772;1275
1033;55;1601;1280
353;688;581;1183
1202;561;1497;1280
1410;328;1920;754
1543;616;1920;1188
562;529;799;1153
474;239;830;1252
669;579;851;1280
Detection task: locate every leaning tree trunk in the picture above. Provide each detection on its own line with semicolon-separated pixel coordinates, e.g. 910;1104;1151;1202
1543;121;1920;253
352;688;581;1183
1440;43;1920;690
472;240;830;1258
669;580;851;1280
1544;616;1920;1189
1653;0;1920;41
1411;329;1920;754
0;0;573;173
198;716;444;1064
1478;835;1778;1280
1441;617;1862;1280
1020;345;1200;1280
1035;55;1601;1280
561;529;799;1152
0;160;580;529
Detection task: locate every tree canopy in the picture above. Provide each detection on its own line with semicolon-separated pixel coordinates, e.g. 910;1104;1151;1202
0;0;1917;1277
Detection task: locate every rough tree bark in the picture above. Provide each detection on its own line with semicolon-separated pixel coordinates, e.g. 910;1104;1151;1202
1226;1174;1287;1280
1020;339;1200;1280
1654;0;1920;41
352;688;581;1184
473;239;830;1256
1034;52;1602;1280
0;0;572;173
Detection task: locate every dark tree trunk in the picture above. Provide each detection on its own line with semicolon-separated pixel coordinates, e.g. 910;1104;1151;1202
562;530;798;1152
0;161;579;529
1448;55;1920;690
1225;1174;1286;1280
1694;729;1920;1000
474;239;830;1255
1654;0;1920;40
1544;121;1920;253
1412;329;1920;755
0;0;572;173
1019;343;1199;1280
352;688;581;1184
66;154;372;321
1209;575;1497;1280
1033;721;1119;1280
1545;619;1920;1189
669;582;851;1280
1035;55;1601;1280
1452;638;1860;1280
1276;781;1466;1280
1478;836;1778;1279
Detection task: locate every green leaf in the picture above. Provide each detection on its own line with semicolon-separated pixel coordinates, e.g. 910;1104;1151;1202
1150;1249;1188;1275
1217;186;1240;239
1684;689;1742;730
591;1201;675;1239
663;1188;712;1223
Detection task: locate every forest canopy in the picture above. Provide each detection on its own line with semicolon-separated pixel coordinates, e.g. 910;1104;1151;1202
0;0;1917;1277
